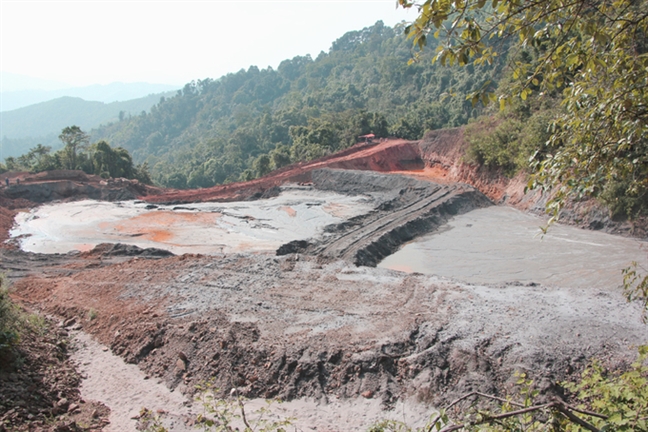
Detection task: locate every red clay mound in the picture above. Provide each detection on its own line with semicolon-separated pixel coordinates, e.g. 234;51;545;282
144;139;424;204
0;207;16;247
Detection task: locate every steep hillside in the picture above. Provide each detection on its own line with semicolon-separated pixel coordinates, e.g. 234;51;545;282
91;21;506;188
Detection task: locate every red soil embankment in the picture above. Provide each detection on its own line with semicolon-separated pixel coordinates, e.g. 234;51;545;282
0;207;16;246
143;132;531;207
143;139;425;204
415;128;536;207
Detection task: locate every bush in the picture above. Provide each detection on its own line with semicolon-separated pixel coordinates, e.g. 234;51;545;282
369;349;648;431
0;275;21;362
141;381;293;432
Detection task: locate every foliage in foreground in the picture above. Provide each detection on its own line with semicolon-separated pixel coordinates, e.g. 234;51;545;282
399;0;648;222
370;350;648;431
140;382;293;432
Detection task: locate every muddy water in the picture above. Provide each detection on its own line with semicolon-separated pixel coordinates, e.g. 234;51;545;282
379;206;648;289
9;188;373;255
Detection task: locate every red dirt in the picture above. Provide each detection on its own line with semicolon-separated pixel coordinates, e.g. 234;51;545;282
2;129;645;431
141;132;532;210
0;133;524;220
143;139;428;204
0;207;17;246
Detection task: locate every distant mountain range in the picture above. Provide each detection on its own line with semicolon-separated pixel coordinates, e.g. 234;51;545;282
1;72;72;92
1;81;180;112
0;90;176;159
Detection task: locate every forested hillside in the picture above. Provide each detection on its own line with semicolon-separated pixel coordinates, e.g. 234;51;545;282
92;21;504;188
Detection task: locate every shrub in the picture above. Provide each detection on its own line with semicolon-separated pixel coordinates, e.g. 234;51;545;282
0;275;21;363
141;381;293;432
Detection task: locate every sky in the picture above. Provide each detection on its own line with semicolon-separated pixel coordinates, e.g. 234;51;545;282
1;0;416;90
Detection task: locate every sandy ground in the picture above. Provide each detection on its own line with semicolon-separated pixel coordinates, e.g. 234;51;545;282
72;331;193;431
72;331;435;432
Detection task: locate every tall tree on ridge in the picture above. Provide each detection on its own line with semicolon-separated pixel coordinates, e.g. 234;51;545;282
58;126;89;171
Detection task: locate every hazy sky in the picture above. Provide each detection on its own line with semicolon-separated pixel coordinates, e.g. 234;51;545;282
1;1;415;89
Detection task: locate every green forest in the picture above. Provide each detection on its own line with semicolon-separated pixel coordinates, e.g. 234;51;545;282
85;21;504;188
1;126;151;184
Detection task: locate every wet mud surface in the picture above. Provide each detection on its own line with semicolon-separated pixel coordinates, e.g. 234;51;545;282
380;206;648;289
10;187;373;255
2;143;648;430
7;251;645;414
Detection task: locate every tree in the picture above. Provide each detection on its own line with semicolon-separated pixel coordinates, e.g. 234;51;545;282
398;0;648;220
269;144;292;170
253;154;272;178
89;140;134;179
58;126;90;171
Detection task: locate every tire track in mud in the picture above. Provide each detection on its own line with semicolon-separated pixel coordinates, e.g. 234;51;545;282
318;185;450;261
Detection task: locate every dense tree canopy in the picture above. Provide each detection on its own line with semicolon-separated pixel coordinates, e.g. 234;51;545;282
398;0;648;220
91;21;505;188
2;127;151;184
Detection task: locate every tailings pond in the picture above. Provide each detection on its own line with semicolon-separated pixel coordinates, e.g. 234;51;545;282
8;187;648;291
9;187;373;255
378;206;648;289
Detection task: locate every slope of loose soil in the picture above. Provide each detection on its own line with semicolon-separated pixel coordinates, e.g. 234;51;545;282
1;131;647;430
300;170;492;266
142;139;423;204
7;250;645;414
0;315;110;431
416;128;648;236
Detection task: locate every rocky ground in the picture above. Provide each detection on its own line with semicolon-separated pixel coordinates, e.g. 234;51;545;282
0;314;111;431
1;132;647;430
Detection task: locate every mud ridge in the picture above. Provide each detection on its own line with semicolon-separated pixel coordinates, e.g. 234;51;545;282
2;138;647;427
283;169;492;266
9;252;644;413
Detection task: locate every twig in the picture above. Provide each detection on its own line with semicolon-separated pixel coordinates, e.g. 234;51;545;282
553;402;602;432
426;391;524;431
427;393;606;432
238;397;252;431
563;401;609;420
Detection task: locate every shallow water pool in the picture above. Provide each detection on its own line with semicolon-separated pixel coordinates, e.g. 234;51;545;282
9;188;373;255
378;206;648;289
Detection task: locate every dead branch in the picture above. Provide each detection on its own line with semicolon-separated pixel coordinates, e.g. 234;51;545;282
426;392;605;432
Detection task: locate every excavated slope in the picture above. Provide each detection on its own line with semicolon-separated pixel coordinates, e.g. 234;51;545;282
2;131;646;429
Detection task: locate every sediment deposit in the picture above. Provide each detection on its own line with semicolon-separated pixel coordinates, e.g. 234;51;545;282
1;132;647;431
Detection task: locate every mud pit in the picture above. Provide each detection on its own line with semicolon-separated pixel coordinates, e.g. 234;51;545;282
10;187;373;255
4;169;648;431
380;206;648;290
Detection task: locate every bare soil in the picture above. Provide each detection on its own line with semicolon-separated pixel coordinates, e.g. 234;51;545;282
1;132;647;430
6;248;644;412
0;315;111;432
